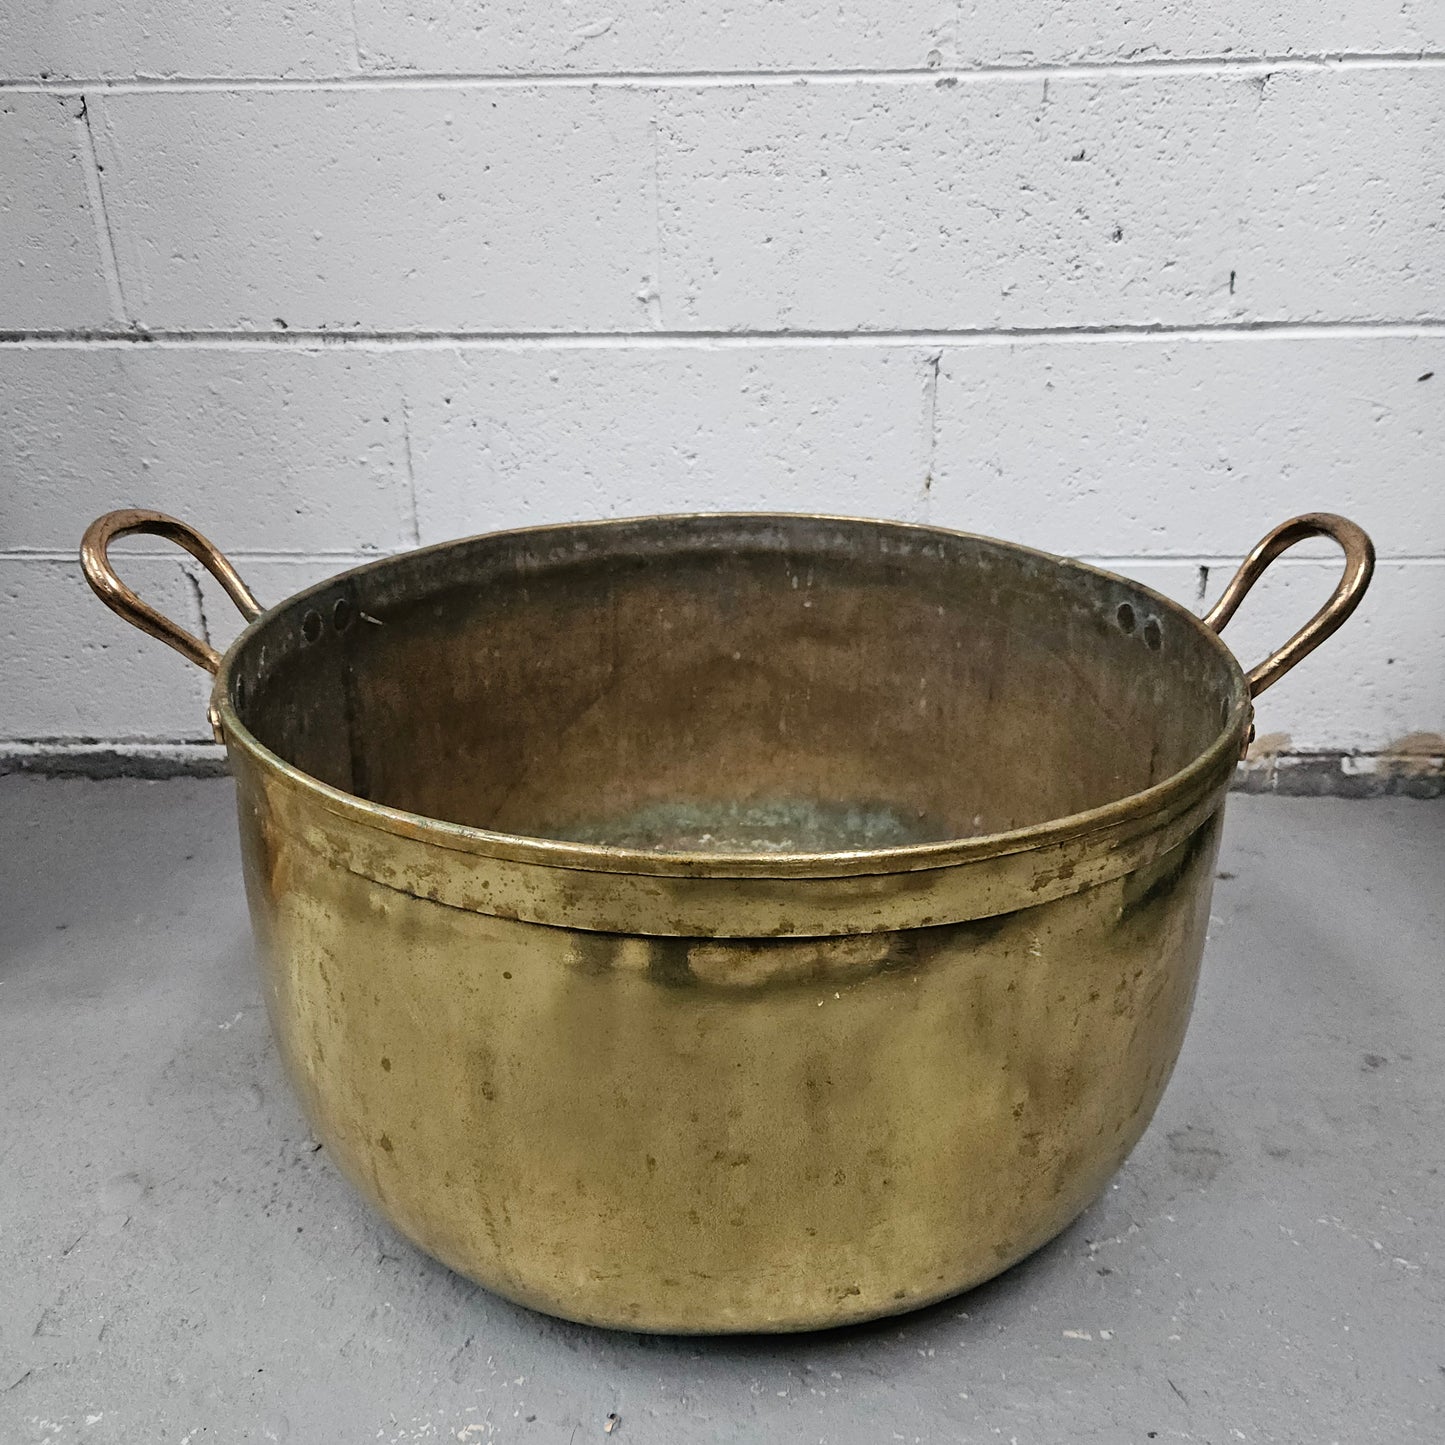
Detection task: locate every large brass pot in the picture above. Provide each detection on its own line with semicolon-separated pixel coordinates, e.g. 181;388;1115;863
82;510;1372;1332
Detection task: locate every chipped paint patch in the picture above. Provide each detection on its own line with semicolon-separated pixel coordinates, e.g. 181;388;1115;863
1245;731;1292;763
1235;745;1444;799
1379;731;1445;780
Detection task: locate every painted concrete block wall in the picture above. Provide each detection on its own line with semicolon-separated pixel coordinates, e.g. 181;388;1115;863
0;96;115;327
0;1;1441;781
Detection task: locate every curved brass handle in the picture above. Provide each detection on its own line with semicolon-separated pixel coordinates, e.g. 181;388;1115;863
81;508;262;674
1203;513;1375;698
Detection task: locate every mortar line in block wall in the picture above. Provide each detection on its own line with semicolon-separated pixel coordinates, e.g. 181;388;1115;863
5;550;1442;566
3;743;1439;796
0;549;393;563
71;94;130;326
399;391;422;548
346;0;365;76
1077;555;1445;570
921;350;942;517
4;322;1445;351
3;51;1445;92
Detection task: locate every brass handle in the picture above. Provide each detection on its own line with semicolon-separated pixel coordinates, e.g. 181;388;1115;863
81;508;262;674
1203;513;1375;698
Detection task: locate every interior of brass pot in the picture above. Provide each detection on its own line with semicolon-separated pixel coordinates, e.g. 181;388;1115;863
228;515;1243;853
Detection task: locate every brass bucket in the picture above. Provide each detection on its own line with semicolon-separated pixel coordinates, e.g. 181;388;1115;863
82;510;1372;1332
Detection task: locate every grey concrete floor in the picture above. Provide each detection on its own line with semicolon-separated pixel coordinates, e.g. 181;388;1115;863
1;779;1442;1445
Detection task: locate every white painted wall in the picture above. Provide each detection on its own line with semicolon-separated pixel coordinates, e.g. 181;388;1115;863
1;4;1441;773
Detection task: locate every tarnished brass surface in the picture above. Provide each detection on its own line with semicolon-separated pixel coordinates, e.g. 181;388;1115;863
236;739;1222;1331
81;510;1373;1332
